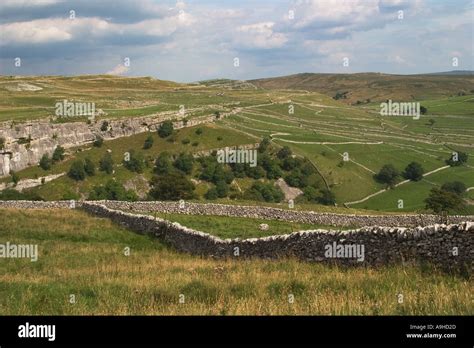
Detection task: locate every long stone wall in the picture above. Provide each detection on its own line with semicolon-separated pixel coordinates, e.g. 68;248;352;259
95;200;474;227
81;202;474;270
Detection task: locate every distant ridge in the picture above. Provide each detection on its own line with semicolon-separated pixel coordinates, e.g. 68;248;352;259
421;70;474;76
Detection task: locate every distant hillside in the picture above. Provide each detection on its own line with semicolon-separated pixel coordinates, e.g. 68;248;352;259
423;70;474;76
250;72;474;104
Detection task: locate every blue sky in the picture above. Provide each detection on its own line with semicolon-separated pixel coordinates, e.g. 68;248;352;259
0;0;472;82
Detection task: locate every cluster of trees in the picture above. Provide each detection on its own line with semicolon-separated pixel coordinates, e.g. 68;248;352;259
425;181;467;215
89;180;137;201
68;157;95;181
375;161;425;187
39;146;66;170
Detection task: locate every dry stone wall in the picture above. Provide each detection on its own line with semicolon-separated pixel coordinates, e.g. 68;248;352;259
95;200;474;227
81;202;474;270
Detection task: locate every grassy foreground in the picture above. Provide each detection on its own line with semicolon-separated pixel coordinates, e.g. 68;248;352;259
0;209;472;315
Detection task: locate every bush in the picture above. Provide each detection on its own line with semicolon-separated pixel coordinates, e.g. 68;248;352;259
446;151;468;166
318;189;336;205
0;189;43;201
441;181;466;196
100;121;109;132
123;150;145;174
195;128;203;135
93;136;104;148
148;172;195;200
245;182;284;203
68;160;86;181
403;162;424;181
425;188;465;214
181;138;191;145
99;153;114;174
89;180;137;201
158;120;174;138
11;171;19;186
0;137;5;150
52;146;65;163
154;152;172;175
173;153;194;174
258;137;271;153
143;135;154;149
375;164;400;186
205;187;218;200
215;181;229;198
39;154;52;170
277;146;292;160
84;158;95;176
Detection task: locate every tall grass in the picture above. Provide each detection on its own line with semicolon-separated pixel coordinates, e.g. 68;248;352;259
0;209;471;315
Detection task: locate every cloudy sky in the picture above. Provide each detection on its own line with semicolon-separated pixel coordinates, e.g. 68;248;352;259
0;0;472;82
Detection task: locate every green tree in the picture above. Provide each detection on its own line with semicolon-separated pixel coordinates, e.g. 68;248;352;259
158;120;174;138
205;187;218;200
89;180;137;201
258;136;271;153
446;151;468;167
123;150;145;173
425;188;465;215
84;158;96;176
52;146;65;163
68;160;86;181
93;136;104;147
99;153;114;174
100;121;109;132
319;189;336;206
154;152;172;175
277;146;292;160
215;181;229;198
11;171;19;186
420;106;428;115
143;135;154;149
375;164;400;186
39;154;52;170
403;162;424;181
441;181;466;196
173;153;194;174
148;172;195;200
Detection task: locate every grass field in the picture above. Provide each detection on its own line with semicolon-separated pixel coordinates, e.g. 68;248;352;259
1;74;473;214
0;208;471;315
141;212;351;239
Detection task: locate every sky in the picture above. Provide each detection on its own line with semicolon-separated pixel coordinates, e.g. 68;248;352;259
0;0;473;82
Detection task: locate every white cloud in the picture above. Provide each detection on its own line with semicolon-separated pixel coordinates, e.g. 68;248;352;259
236;22;288;49
106;64;129;75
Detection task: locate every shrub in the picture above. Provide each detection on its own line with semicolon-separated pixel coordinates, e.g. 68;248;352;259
173;153;194;174
52;146;65;163
205;187;218;200
403;162;424;181
158;120;174;138
148;172;195;200
215;181;229;198
446;151;468;166
68;160;86;181
318;189;336;205
154;152;172;175
84;158;95;176
93;136;104;147
143;135;154;149
245;182;284;203
100;121;109;132
425;188;465;215
181;138;191;145
11;171;19;186
195;128;203;135
277;146;292;160
89;180;137;201
123;150;145;174
375;164;400;186
99;153;114;174
441;181;466;196
39;154;52;170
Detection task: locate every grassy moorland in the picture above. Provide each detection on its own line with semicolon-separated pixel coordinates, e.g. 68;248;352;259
0;209;472;315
